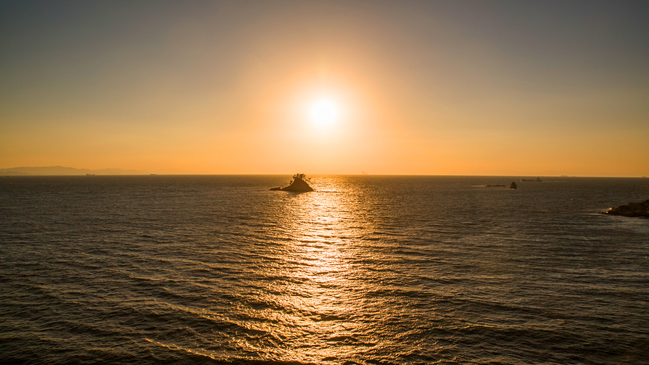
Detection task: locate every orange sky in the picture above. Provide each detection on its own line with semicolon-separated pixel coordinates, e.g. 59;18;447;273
1;1;648;176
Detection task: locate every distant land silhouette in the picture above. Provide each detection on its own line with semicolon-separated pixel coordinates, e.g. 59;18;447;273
0;166;147;176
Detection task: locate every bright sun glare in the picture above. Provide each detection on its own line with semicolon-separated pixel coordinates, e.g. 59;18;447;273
309;99;339;126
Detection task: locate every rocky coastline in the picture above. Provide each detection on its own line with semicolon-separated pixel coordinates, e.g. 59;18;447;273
604;199;649;218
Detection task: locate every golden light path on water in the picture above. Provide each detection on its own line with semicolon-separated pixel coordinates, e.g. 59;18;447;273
266;177;375;362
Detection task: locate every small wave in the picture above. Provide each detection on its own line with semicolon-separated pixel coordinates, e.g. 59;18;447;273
313;314;343;322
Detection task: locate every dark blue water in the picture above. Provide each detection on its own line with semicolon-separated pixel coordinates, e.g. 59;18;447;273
1;175;648;364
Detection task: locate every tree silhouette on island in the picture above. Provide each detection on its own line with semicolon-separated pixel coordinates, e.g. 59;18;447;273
270;173;314;192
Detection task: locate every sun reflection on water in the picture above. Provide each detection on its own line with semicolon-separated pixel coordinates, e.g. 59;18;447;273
265;177;377;361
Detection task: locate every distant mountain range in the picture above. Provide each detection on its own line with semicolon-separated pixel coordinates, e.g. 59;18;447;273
0;166;147;175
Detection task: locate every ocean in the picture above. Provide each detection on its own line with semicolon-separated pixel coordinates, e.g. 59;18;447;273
1;175;648;364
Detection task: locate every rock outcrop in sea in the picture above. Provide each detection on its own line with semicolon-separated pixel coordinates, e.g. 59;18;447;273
270;173;314;192
510;182;517;189
604;199;649;218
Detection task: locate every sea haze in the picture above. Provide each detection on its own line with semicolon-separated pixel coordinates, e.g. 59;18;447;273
1;175;648;364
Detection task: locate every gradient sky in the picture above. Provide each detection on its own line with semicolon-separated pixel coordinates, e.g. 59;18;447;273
1;0;648;176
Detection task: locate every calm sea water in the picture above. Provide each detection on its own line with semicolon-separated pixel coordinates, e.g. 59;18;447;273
1;175;648;365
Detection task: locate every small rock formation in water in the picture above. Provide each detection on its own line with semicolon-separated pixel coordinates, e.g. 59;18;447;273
270;173;314;192
510;182;517;189
604;199;649;218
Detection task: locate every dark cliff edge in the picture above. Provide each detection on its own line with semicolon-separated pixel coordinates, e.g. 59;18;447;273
604;199;649;218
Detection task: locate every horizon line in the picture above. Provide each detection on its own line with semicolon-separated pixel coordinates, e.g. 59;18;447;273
2;173;647;178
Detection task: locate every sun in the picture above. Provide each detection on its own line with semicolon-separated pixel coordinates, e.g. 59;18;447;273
309;99;339;125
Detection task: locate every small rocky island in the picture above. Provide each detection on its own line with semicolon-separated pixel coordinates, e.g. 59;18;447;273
270;173;314;192
604;199;649;218
483;182;517;189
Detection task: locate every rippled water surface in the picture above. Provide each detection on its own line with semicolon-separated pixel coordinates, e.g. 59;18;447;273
1;175;648;364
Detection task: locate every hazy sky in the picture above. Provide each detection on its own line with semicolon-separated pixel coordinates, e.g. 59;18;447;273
1;0;648;176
